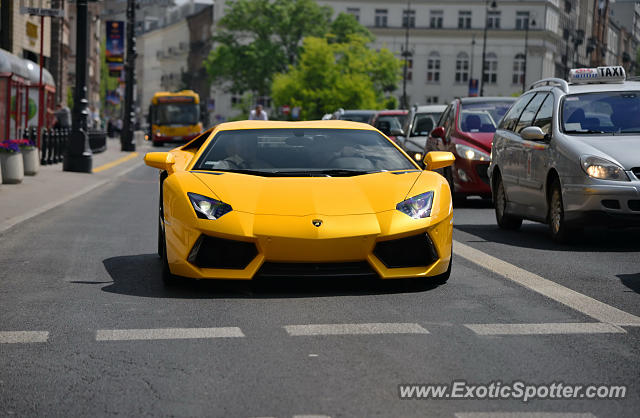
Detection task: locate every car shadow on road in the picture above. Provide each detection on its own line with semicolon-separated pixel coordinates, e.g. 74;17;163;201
101;254;441;299
455;223;640;252
617;273;640;294
454;198;494;209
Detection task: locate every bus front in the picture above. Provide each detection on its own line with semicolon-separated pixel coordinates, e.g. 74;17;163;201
150;93;203;146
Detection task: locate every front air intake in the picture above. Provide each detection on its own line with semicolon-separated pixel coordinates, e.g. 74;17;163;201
188;235;258;269
373;233;439;268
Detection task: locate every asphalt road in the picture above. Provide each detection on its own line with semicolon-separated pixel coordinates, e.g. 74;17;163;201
1;165;638;417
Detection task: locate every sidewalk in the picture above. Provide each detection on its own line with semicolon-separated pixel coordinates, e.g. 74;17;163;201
0;136;152;234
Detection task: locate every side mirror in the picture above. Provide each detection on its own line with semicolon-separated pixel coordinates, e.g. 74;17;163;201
423;151;455;171
430;126;446;139
390;128;405;137
145;152;175;173
520;126;546;141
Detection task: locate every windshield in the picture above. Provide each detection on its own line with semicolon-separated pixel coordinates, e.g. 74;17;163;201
193;128;417;175
562;91;640;134
375;115;407;135
411;113;441;136
459;101;513;133
154;103;199;125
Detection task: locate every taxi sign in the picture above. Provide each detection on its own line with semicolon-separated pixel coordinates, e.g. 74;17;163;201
569;66;626;84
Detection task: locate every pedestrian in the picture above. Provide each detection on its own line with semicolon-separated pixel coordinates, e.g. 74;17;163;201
53;102;72;129
249;104;268;121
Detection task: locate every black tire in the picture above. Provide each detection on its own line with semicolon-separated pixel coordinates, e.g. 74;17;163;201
494;174;523;230
548;181;581;243
432;254;452;285
157;218;163;258
444;167;466;206
161;231;179;286
406;252;452;291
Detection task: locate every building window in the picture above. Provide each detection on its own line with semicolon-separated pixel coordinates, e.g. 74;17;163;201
426;96;439;104
483;52;498;84
487;11;501;29
516;12;530;30
427;52;440;83
375;9;388;28
347;8;360;22
403;9;416;28
430;10;443;29
513;53;525;85
458;11;472;29
455;52;470;83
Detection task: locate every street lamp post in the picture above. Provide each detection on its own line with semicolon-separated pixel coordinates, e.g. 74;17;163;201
120;0;137;151
63;0;92;173
522;18;536;92
480;0;497;97
401;0;412;109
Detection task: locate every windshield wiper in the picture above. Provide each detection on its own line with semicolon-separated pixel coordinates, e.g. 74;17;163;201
267;169;377;177
564;129;608;134
196;168;272;176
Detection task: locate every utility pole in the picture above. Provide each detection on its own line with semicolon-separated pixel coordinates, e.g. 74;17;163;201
401;0;412;109
63;0;92;173
480;1;497;97
120;0;136;151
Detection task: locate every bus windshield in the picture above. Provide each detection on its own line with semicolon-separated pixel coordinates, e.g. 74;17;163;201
154;103;199;126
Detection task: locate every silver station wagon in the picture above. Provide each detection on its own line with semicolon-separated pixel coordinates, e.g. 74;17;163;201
489;66;640;242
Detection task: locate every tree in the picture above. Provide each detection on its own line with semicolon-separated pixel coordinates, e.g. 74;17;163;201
205;0;331;96
272;36;401;120
327;12;374;44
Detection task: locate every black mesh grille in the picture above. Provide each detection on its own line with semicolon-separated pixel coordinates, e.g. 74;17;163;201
373;233;439;268
629;200;640;211
257;262;377;278
189;235;258;269
476;163;490;184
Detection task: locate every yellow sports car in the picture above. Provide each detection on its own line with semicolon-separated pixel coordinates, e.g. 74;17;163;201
144;121;454;285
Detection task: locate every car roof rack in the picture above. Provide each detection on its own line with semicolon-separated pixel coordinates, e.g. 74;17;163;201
528;78;569;93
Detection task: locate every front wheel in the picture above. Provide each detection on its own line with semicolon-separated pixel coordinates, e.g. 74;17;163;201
494;175;522;230
548;181;581;243
161;229;178;286
444;167;466;206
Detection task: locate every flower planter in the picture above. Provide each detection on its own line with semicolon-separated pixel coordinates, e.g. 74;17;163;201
22;147;40;176
0;152;24;184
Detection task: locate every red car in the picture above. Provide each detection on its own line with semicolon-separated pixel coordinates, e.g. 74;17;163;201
371;110;408;142
425;97;515;203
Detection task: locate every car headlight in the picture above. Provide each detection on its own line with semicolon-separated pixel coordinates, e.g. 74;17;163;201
580;156;629;181
187;192;233;220
396;191;434;219
455;143;490;161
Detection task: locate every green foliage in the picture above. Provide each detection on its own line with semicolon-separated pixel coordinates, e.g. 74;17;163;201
272;36;401;120
327;13;374;44
205;0;331;96
66;86;74;110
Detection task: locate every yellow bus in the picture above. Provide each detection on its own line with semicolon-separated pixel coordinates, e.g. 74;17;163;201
149;90;203;147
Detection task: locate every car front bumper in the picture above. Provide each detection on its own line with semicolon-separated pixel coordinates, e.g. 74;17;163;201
563;181;640;227
165;210;453;281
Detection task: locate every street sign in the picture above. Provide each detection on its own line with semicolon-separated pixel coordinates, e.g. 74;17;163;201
20;0;65;17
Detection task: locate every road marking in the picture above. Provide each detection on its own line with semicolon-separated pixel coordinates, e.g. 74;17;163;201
0;331;49;343
92;152;139;173
454;240;640;326
455;413;596;418
95;327;245;341
0;159;145;234
465;322;626;336
284;323;429;336
293;415;331;418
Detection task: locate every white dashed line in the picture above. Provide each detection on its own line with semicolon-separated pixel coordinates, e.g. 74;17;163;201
454;240;640;327
465;322;626;336
455;413;596;418
95;327;245;341
284;323;429;336
0;331;49;344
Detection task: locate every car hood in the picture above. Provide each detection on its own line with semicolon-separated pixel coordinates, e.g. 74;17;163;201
456;132;494;152
191;171;422;216
574;136;640;170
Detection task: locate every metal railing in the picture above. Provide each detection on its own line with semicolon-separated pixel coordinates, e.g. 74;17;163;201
17;127;107;166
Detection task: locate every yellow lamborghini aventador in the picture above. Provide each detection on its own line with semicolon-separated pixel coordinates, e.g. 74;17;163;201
144;120;455;285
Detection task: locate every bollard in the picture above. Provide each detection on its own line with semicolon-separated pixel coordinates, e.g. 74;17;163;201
40;128;48;165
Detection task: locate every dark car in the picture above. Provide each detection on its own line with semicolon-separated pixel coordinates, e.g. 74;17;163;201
371;110;408;142
425;97;515;203
334;109;378;124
